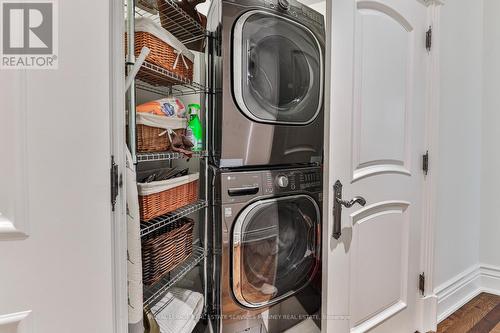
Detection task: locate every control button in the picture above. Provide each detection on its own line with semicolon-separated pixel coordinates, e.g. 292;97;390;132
278;0;290;10
276;175;289;188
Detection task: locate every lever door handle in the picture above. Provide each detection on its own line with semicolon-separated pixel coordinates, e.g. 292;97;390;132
337;196;366;208
333;181;366;240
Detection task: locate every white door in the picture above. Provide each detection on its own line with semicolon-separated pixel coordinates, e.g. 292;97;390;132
323;0;428;332
0;1;117;331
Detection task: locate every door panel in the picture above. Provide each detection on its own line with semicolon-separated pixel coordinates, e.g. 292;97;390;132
0;1;114;329
0;73;29;242
350;201;410;332
325;0;428;332
353;2;414;182
0;73;32;333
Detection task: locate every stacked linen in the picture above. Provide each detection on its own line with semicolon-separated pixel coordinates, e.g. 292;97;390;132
152;288;204;333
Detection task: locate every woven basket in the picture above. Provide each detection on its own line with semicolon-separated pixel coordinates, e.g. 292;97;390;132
137;126;185;153
138;174;199;221
142;218;194;286
135;31;193;82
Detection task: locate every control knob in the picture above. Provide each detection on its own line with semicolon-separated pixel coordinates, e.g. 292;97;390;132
278;0;290;10
276;175;289;188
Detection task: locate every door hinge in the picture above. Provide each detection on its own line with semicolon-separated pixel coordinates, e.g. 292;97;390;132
110;156;120;211
426;26;432;52
419;273;426;296
422;151;429;175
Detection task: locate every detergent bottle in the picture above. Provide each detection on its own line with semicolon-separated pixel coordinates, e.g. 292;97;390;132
186;103;203;151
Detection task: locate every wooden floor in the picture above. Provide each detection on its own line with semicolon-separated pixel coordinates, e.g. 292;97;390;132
437;293;500;333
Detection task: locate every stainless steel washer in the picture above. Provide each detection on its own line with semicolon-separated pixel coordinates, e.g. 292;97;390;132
209;165;322;333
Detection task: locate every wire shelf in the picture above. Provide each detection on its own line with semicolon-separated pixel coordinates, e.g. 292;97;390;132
136;60;191;87
136;79;208;97
141;200;208;237
143;245;206;310
134;0;207;45
136;61;209;94
137;150;206;162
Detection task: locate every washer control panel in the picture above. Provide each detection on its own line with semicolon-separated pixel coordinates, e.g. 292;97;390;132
263;167;322;195
222;167;322;204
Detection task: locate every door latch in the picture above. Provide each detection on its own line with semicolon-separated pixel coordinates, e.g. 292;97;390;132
333;180;367;240
422;151;429;175
110;156;121;211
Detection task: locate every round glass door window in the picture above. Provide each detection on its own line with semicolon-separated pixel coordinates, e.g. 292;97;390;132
233;11;323;125
232;195;320;308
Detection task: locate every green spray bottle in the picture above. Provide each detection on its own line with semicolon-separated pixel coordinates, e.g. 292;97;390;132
187;103;203;151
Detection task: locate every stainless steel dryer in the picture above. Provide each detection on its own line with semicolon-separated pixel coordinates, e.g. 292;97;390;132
209;165;322;333
207;0;325;168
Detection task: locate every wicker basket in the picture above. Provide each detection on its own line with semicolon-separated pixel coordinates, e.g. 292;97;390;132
135;110;187;153
126;17;194;84
137;126;185;153
135;31;193;81
142;218;194;286
138;173;199;221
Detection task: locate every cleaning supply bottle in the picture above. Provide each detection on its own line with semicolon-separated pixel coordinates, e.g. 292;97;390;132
186;103;203;151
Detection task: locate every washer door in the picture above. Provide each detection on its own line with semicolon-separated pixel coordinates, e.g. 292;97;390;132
233;11;324;125
232;195;320;308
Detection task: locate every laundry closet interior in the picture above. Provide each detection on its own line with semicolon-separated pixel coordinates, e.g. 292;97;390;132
123;1;327;332
4;0;500;332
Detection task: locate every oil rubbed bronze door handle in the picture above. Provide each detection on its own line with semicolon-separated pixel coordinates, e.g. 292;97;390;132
333;180;366;240
338;196;366;208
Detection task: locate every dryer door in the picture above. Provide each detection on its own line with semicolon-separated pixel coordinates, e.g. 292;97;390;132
232;195;320;308
233;10;324;125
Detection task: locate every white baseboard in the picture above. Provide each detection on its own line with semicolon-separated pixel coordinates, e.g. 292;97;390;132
481;264;500;296
434;264;500;323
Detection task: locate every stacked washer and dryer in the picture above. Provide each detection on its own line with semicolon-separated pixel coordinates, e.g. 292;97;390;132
205;0;325;332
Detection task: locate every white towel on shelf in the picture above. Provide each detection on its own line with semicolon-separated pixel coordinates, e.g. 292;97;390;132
152;288;204;333
126;148;144;327
283;318;320;333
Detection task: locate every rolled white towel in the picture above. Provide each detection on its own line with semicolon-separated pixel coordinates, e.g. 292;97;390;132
126;148;143;327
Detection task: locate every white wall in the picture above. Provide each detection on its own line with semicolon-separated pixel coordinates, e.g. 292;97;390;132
480;0;500;268
436;0;500;290
434;0;483;287
434;0;500;321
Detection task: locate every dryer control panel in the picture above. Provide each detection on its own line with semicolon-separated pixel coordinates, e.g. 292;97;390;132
261;0;324;26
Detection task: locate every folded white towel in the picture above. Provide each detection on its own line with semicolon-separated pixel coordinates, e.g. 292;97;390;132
152;288;204;333
284;318;320;333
